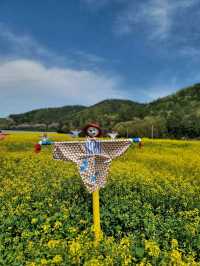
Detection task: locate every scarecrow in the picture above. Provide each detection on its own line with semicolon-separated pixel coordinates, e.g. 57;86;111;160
0;131;9;141
53;123;133;192
107;131;118;139
0;133;5;141
53;123;134;243
69;130;82;138
133;137;143;148
34;133;53;153
39;133;52;145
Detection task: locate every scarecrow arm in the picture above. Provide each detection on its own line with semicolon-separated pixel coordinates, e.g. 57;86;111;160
101;139;133;159
53;141;86;163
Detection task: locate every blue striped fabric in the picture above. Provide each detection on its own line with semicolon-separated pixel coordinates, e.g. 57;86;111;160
85;140;102;155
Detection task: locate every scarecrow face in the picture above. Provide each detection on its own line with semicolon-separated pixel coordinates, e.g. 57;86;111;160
86;126;100;138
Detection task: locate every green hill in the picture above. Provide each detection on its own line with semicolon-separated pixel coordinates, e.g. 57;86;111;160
9;105;86;124
1;83;200;138
70;99;145;129
0;118;12;129
146;83;200;117
115;83;200;138
8;105;85;131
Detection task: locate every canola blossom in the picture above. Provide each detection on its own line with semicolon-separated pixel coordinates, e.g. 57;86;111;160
0;133;200;265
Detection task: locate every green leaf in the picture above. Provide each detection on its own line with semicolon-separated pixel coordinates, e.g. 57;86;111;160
135;246;144;258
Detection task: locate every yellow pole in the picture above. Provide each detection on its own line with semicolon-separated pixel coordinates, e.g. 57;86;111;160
92;189;101;244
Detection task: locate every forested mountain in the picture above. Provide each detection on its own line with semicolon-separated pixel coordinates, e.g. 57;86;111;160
6;105;85;132
146;83;200;116
70;99;145;129
1;83;200;138
9;105;85;124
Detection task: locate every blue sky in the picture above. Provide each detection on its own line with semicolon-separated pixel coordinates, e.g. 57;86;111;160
0;0;200;117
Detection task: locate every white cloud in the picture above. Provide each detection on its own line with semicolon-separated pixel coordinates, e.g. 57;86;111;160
136;75;179;101
0;25;129;116
115;0;199;40
0;24;111;70
139;72;200;102
115;0;170;39
0;24;46;56
143;86;177;101
74;50;106;64
0;59;128;116
179;47;200;58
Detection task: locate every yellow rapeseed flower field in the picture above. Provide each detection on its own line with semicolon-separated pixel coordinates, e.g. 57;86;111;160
0;132;200;265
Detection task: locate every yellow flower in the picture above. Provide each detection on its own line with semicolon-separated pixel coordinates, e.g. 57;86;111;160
123;255;132;265
145;240;160;257
47;239;60;249
2;133;200;266
80;219;86;224
52;255;63;264
84;258;102;266
54;221;62;229
104;256;114;266
42;224;50;233
31;218;38;224
137;262;145;266
26;262;36;266
68;227;77;233
40;258;48;265
171;239;178;249
69;240;81;255
170;250;182;264
120;237;131;247
185;224;197;236
28;241;33;250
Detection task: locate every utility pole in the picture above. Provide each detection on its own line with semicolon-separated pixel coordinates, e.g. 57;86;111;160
151;124;154;139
